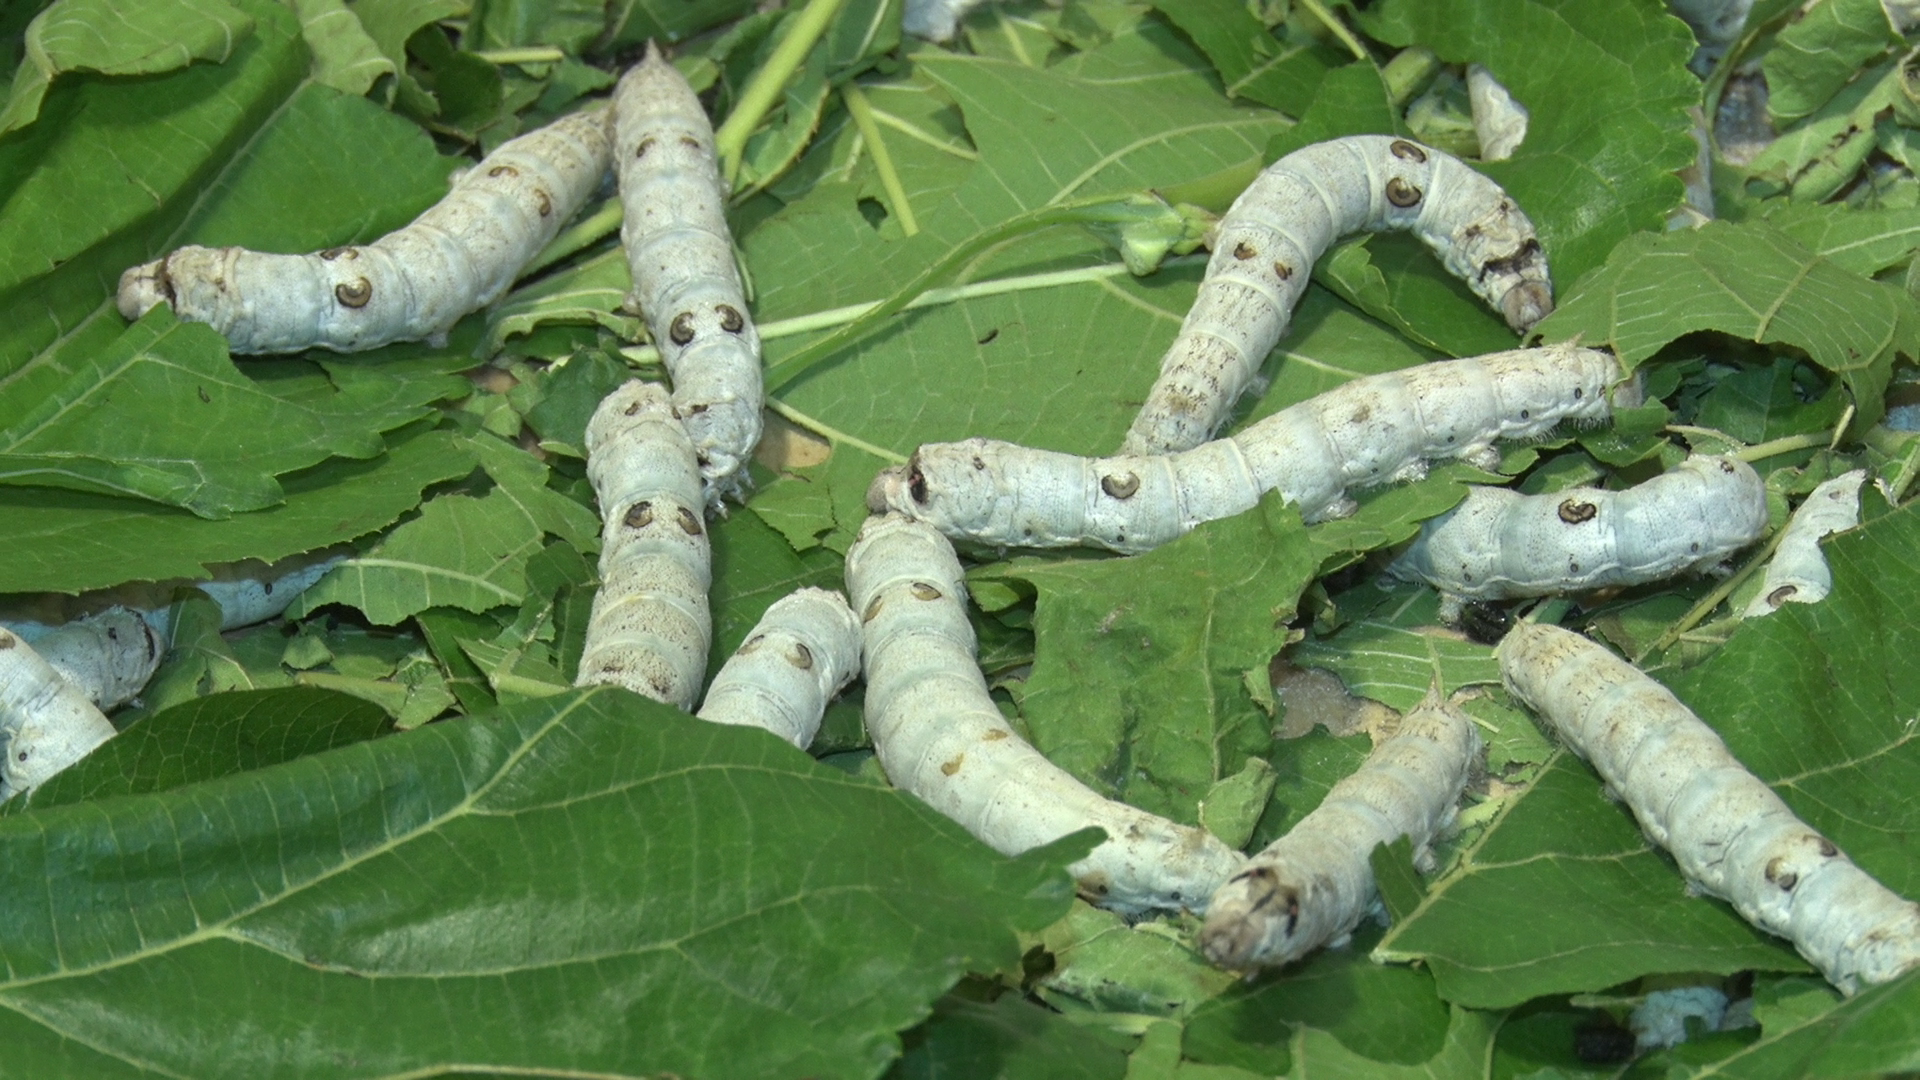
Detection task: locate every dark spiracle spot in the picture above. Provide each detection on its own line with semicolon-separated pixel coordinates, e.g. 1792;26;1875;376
1233;241;1256;260
334;278;373;308
1101;473;1141;499
676;506;703;535
910;582;943;601
1389;139;1429;163
489;165;518;178
625;501;654;529
1558;499;1598;524
717;304;744;333
634;137;655;159
1385;177;1423;207
908;464;928;504
669;312;695;345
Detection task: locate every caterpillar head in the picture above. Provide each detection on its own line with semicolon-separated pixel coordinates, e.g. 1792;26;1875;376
1198;864;1309;969
117;257;176;321
865;440;1014;544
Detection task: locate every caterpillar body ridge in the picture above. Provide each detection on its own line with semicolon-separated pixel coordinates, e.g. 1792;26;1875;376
615;45;764;507
868;344;1631;554
1391;455;1769;617
1742;469;1863;617
575;380;712;709
1498;622;1920;994
1122;134;1553;455
119;110;612;355
696;587;862;749
846;514;1244;915
1201;695;1481;970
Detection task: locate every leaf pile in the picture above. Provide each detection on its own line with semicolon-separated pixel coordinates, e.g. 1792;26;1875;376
1;0;1918;1076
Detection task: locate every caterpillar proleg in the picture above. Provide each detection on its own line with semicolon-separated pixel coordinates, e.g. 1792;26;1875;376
1741;470;1864;617
845;514;1245;914
1391;456;1770;615
1121;135;1554;455
1200;696;1481;970
118;110;612;354
615;45;764;507
695;587;862;749
575;380;712;709
0;627;119;798
869;345;1631;554
1498;622;1920;994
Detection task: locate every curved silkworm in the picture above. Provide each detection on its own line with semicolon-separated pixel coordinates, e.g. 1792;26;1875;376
575;380;712;709
615;45;764;507
1121;135;1554;455
696;587;862;749
1391;455;1769;614
868;344;1631;554
1201;696;1480;970
1742;470;1863;617
0;626;119;799
118;109;612;354
26;607;164;711
845;514;1245;914
1499;621;1920;994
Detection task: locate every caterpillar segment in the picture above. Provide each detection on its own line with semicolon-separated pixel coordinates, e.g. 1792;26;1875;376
1122;134;1554;456
576;380;712;709
869;344;1632;554
696;588;862;749
1742;470;1864;617
846;514;1245;915
615;44;765;507
119;110;612;354
1499;622;1920;994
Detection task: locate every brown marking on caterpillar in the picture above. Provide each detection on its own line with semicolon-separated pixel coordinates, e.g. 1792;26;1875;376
625;501;654;529
679;135;702;151
1102;473;1141;499
634;137;655;159
1274;261;1293;281
941;754;965;776
335;279;373;308
1766;857;1799;892
1233;241;1256;260
910;582;943;601
0;632;14;649
1818;838;1838;858
983;729;1009;741
1558;499;1598;524
863;596;884;623
787;642;814;670
1767;584;1799;606
1390;139;1429;163
319;247;353;261
489;165;519;178
1385;178;1423;207
535;189;553;217
669;312;695;345
717;304;744;333
676;506;703;535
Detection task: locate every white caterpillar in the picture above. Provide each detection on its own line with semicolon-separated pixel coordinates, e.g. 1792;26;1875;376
1498;622;1920;994
902;0;990;40
615;45;764;507
0;627;119;799
1122;135;1554;456
118;109;612;354
696;587;861;749
1742;470;1864;618
868;344;1631;554
845;514;1244;914
1391;456;1769;616
1200;696;1481;970
575;380;712;709
23;607;165;711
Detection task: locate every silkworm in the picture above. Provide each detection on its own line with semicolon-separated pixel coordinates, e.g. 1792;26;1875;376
118;109;612;354
1201;696;1480;970
868;344;1630;554
1121;135;1554;455
696;587;861;749
615;45;764;507
574;380;711;709
845;514;1245;915
1742;469;1863;617
1498;622;1920;994
26;607;164;711
902;0;990;40
1391;455;1769;615
0;627;119;799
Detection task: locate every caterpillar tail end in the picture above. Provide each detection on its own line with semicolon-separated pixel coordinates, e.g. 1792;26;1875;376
1199;864;1303;970
117;257;174;322
1499;281;1554;334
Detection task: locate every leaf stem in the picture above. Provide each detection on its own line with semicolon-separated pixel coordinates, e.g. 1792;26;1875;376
761;196;1183;391
764;399;908;463
714;0;850;185
472;47;566;65
619;257;1202;365
1296;0;1371;64
1635;529;1783;664
841;81;918;236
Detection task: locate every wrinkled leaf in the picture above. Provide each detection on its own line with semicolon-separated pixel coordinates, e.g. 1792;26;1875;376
0;0;254;133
